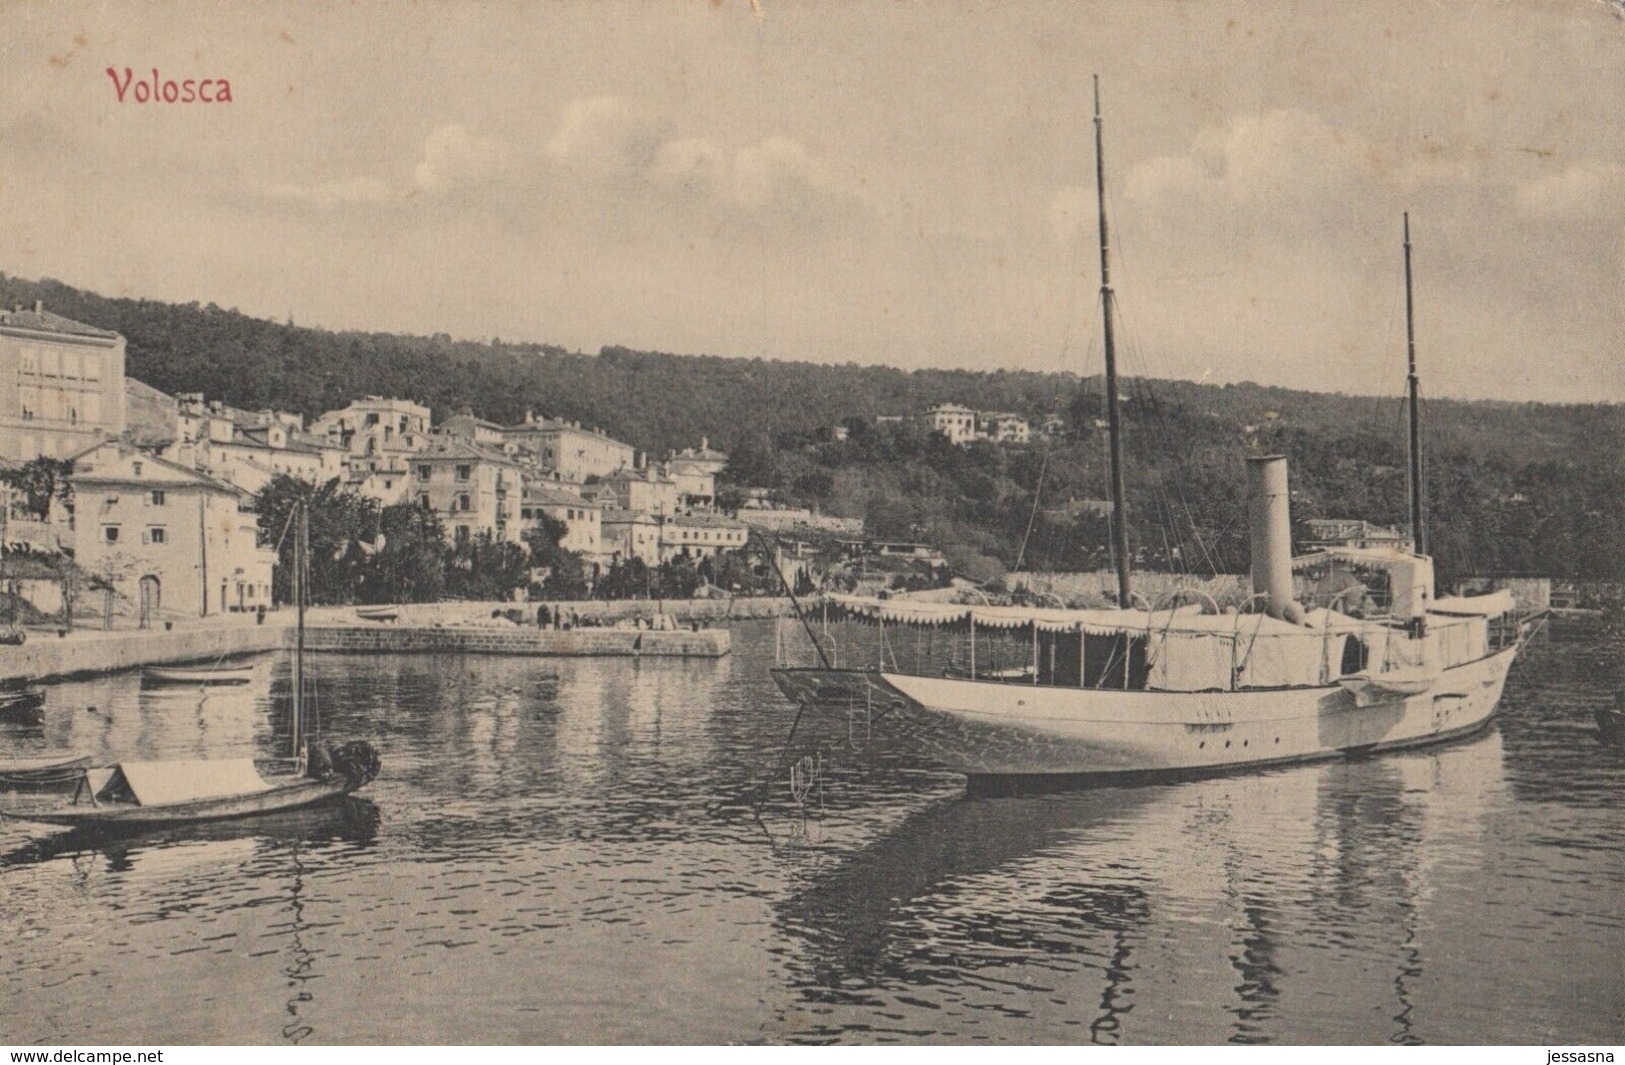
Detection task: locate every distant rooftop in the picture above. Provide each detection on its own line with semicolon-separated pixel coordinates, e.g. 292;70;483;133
0;302;120;340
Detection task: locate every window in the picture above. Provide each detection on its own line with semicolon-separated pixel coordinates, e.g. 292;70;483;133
366;413;379;426
418;494;431;509
456;465;471;482
455;525;470;544
457;494;471;512
103;525;120;543
383;480;393;490
132;461;143;475
150;490;165;506
148;527;167;544
418;465;432;481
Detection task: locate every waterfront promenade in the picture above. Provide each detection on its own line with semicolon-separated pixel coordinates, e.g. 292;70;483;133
0;595;798;683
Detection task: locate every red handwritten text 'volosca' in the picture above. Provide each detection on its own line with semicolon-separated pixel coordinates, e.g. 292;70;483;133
106;67;233;103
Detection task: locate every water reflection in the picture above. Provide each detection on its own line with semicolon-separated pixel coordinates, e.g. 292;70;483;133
772;727;1509;1044
0;798;381;871
0;625;1618;1044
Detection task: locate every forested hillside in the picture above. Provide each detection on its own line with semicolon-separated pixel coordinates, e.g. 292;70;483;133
3;272;1620;582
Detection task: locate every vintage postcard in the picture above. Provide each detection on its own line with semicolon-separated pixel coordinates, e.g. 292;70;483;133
0;0;1620;1050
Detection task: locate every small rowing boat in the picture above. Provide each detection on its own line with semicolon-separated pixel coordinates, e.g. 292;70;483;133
142;665;254;686
354;606;399;622
0;753;92;788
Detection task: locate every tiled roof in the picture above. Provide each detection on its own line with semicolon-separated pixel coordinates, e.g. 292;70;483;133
601;508;657;525
606;466;674;485
667;512;748;530
124;379;176;406
0;306;120;340
524;485;599;508
419;438;524;466
69;439;244;495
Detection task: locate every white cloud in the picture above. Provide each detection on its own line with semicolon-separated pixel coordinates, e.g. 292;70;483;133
259;124;505;208
647;136;727;192
1122;109;1482;217
262;176;398;207
545;96;666;171
413;124;505;194
731;136;827;210
1515;162;1624;218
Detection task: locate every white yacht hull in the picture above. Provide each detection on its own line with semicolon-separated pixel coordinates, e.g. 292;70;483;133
772;644;1516;782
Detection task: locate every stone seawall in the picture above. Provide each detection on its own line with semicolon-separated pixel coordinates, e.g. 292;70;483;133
307;596;799;629
0;623;289;684
302;625;730;658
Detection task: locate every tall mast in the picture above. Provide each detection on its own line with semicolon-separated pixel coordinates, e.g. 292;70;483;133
292;500;307;762
1094;75;1132;606
1403;213;1426;556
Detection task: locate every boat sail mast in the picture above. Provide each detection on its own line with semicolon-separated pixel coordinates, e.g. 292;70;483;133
292;499;307;767
1094;75;1133;606
1403;213;1426;557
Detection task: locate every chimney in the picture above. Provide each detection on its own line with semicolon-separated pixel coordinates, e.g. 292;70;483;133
1246;454;1302;624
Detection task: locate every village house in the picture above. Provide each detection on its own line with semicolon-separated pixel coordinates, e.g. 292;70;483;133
70;439;274;619
600;507;751;568
410;439;527;545
0;302;127;462
346;455;415;507
501;412;635;484
600;462;681;516
923;404;1033;446
520;483;604;561
657;511;750;563
927;404;979;445
143;393;346;495
600;508;662;566
438;411;509;450
310;396;433;470
665;437;727;509
981;411;1031;444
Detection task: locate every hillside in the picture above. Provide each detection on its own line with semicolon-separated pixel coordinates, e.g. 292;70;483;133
3;272;1620;581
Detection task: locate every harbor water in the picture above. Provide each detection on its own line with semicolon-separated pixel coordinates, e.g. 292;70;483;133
0;621;1620;1044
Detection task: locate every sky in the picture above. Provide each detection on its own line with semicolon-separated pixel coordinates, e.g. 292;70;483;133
2;0;1623;403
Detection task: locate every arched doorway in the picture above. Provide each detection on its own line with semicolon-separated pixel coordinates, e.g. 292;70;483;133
138;575;161;629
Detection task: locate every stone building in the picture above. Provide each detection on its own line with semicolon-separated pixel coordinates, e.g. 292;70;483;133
70;439;274;619
0;302;127;461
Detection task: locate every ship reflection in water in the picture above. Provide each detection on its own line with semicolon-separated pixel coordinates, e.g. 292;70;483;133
770;731;1512;1045
0;622;1619;1044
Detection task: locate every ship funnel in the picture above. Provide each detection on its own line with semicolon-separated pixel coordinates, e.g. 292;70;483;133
1246;454;1301;623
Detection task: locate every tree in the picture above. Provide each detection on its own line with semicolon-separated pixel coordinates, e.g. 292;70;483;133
522;514;590;599
256;474;379;604
596;556;649;600
0;458;74;520
445;532;530;601
358;503;446;603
